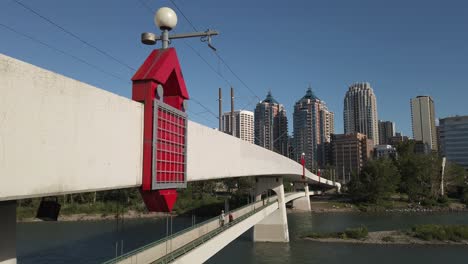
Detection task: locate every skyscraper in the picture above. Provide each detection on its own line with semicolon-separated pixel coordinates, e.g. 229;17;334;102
331;133;373;183
378;120;395;145
293;87;334;171
343;82;379;145
222;110;254;144
254;92;288;156
410;96;437;151
439;115;468;169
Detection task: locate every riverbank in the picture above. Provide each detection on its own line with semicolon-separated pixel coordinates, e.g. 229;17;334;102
308;196;467;213
305;230;468;245
18;210;169;222
303;224;468;245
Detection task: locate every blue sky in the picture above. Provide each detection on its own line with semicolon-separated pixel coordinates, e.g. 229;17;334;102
1;0;467;136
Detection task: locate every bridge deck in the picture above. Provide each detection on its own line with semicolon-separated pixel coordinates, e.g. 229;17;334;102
103;192;304;264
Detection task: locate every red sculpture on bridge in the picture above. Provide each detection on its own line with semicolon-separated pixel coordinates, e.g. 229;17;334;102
132;48;189;212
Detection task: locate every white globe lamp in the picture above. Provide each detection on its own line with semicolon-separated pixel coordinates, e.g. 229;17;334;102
154;7;178;30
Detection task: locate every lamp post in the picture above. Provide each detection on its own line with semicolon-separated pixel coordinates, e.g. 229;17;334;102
300;152;305;180
141;7;219;49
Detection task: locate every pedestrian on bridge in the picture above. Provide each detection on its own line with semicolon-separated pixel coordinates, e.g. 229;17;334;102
229;212;234;224
220;210;225;227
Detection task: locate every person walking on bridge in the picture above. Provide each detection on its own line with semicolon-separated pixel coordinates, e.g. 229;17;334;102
229;212;234;224
220;210;225;227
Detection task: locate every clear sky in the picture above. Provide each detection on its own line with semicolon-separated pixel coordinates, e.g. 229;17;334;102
1;0;467;136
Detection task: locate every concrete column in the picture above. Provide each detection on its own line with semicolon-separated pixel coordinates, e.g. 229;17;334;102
0;201;16;264
291;183;311;211
253;177;289;242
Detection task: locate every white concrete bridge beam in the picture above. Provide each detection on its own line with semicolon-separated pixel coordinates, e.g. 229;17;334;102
253;177;289;242
0;201;16;264
292;183;311;211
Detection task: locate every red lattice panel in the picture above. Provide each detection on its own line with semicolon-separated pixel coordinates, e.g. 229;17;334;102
153;101;187;189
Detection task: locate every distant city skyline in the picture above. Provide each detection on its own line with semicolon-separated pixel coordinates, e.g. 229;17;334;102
1;0;467;137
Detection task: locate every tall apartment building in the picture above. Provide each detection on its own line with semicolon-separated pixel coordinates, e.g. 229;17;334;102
410;96;437;151
343;82;379;145
254;92;288;156
439;115;468;170
378;120;395;145
222;110;254;144
331;133;373;183
293;87;334;171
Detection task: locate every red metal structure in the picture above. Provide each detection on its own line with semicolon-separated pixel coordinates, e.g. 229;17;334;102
132;48;189;212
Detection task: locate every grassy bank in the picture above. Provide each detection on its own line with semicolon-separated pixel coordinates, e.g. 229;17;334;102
310;194;467;213
305;226;369;240
303;224;468;244
409;224;468;241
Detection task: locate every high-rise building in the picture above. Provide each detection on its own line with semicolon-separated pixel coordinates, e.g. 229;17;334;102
293;87;334;171
222;110;254;144
344;82;379;145
410;96;437;151
389;132;409;147
439;115;468;170
331;133;373;183
378;120;395;145
254;92;288;156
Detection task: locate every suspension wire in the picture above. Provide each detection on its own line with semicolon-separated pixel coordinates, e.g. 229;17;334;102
168;0;198;32
0;23;131;84
120;194;125;256
187;110;216;125
167;0;261;101
135;0;226;125
239;95;258;111
170;214;174;256
165;213;169;259
136;0;232;86
181;40;233;87
190;98;219;119
12;0;136;71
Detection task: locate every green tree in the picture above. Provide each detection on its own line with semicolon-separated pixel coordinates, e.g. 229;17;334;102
443;162;466;196
348;158;400;202
398;154;434;201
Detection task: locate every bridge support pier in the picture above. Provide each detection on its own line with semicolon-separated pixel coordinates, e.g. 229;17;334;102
292;183;311;211
253;177;289;242
0;201;16;264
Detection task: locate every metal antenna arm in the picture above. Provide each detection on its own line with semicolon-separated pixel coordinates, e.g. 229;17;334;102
141;28;219;49
168;29;219;40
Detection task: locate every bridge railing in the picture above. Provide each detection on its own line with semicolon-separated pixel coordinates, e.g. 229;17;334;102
103;195;281;264
152;199;279;264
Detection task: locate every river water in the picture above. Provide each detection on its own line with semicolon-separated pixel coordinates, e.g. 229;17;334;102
17;211;468;263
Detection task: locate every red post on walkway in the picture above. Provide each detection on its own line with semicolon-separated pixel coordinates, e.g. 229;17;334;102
300;153;305;180
132;48;189;212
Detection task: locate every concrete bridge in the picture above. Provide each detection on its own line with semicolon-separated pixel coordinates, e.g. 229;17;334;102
104;191;319;264
0;53;340;264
